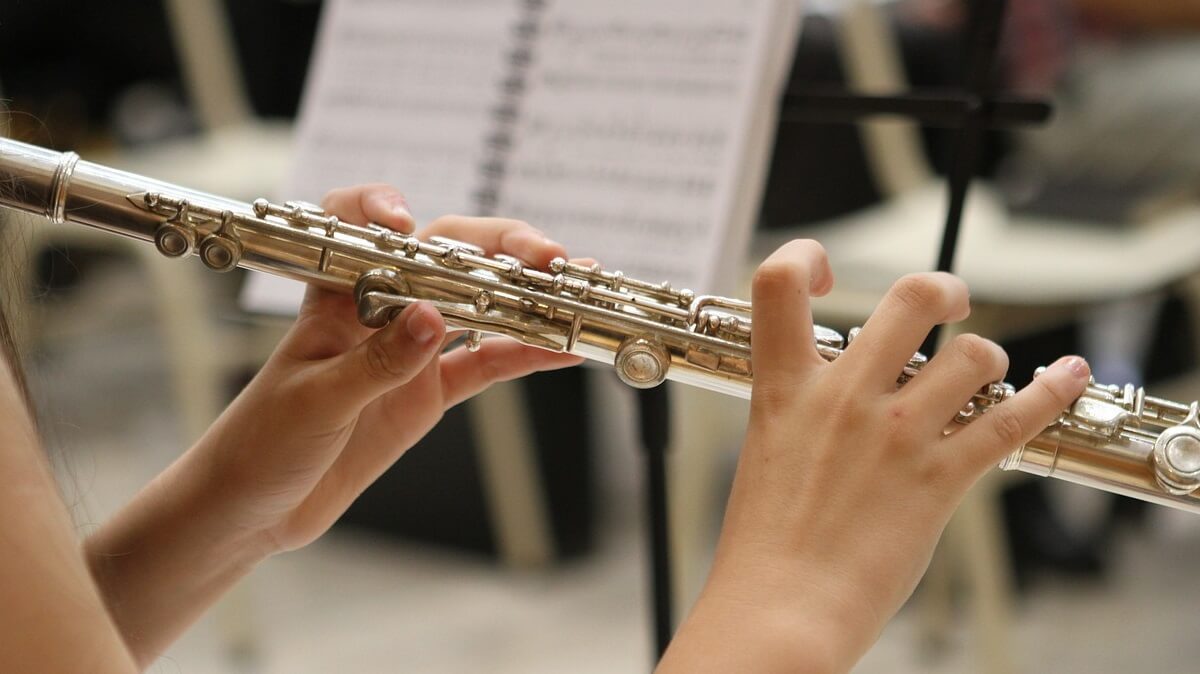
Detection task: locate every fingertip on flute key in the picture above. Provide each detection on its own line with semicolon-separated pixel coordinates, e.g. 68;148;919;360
1049;355;1091;380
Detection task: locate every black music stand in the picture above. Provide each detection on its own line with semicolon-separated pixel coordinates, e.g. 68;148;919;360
639;0;1053;659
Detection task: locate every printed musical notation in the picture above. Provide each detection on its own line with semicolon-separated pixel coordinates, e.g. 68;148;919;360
286;0;521;225
252;0;797;313
496;0;787;290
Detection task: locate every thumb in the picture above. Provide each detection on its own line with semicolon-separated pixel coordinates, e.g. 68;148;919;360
315;301;445;418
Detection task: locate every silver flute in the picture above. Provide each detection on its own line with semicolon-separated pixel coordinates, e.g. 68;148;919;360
3;136;1200;514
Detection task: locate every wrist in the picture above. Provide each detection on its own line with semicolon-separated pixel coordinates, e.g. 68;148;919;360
162;437;280;564
663;584;845;674
84;443;274;666
695;547;880;672
85;439;275;596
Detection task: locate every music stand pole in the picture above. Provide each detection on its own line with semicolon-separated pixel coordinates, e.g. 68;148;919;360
637;384;674;658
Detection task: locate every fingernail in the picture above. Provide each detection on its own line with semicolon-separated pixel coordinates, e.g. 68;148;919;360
387;193;411;217
1054;355;1090;379
405;304;438;344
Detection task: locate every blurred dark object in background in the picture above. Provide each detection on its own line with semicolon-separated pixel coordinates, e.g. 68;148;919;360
758;8;1011;230
757;14;879;227
222;0;323;118
340;368;596;561
0;0;323;148
0;0;189;148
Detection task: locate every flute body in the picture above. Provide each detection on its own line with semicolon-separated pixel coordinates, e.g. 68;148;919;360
2;137;1200;514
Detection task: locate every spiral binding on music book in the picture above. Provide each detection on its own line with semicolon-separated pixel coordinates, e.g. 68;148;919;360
473;0;547;217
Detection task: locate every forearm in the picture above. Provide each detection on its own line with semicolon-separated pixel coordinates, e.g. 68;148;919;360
658;597;840;674
657;553;871;674
0;363;138;673
84;444;272;669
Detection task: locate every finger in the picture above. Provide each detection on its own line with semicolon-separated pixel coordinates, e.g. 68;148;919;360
276;286;370;361
283;356;445;544
286;276;395;361
841;272;970;390
295;282;357;322
898;334;1009;434
320;183;415;232
420;215;566;268
750;239;833;388
438;340;584;409
944;355;1090;479
308;301;446;419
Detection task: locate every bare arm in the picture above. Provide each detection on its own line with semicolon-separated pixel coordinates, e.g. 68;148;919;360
82;443;273;668
0;358;137;673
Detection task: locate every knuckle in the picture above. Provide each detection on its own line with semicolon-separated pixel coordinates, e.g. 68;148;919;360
363;339;409;384
987;405;1026;448
498;220;539;244
892;273;945;314
916;455;957;491
882;399;916;434
782;238;827;261
752;261;805;300
426;214;461;230
952;334;1007;374
1035;374;1076;410
319;186;350;210
751;379;800;414
500;217;534;231
353;181;391;196
371;185;405;204
819;386;863;429
890;274;947;315
753;240;828;299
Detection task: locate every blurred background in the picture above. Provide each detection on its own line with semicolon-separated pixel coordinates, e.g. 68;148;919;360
3;0;1200;672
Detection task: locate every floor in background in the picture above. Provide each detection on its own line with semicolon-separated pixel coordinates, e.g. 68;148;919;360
25;262;1200;674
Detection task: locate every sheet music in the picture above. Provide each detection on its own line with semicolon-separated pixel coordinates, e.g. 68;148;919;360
497;0;791;292
245;0;798;313
286;0;520;221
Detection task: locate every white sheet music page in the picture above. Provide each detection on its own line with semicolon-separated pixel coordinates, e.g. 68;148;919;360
244;0;521;313
243;0;798;313
497;0;795;294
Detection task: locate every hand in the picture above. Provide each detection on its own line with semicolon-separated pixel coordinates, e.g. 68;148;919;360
198;184;583;553
660;240;1090;673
